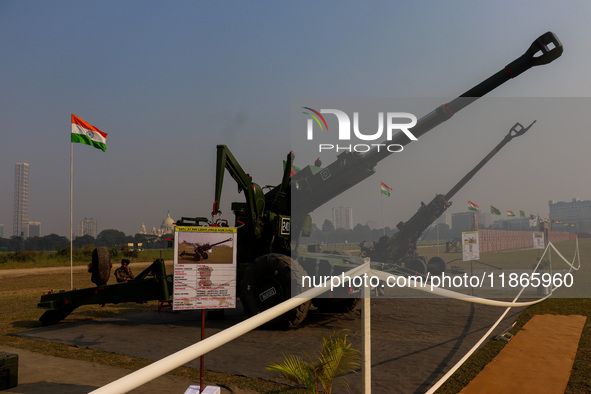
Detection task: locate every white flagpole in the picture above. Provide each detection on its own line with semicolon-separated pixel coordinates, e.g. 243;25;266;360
70;137;74;290
380;188;385;237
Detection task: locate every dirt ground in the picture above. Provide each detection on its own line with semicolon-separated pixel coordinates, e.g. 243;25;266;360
17;297;524;393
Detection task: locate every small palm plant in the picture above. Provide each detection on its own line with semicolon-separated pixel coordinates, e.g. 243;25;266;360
266;330;360;393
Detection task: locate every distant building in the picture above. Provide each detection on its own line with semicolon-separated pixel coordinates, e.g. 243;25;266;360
434;213;452;227
160;212;175;235
13;163;29;237
78;218;98;238
28;221;41;237
549;198;591;233
452;211;479;232
491;218;532;231
332;206;353;230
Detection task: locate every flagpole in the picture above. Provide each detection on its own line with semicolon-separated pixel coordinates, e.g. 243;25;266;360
380;191;385;237
70;139;74;290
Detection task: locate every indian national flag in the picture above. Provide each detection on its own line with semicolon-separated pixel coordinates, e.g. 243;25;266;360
71;114;108;152
380;181;392;197
507;210;516;217
468;200;479;211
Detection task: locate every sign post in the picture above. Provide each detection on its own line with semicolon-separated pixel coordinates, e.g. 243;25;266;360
173;226;237;394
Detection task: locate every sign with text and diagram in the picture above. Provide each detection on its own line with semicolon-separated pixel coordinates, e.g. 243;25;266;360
462;231;480;261
173;226;237;310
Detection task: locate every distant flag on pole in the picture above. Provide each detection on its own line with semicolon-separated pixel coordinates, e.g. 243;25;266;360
519;210;525;218
490;205;501;215
71;114;108;152
380;181;392;197
468;200;480;211
507;210;516;217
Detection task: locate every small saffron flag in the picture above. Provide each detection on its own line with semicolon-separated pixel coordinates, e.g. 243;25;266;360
71;114;108;152
507;210;516;217
468;201;480;211
380;181;392;197
491;205;501;215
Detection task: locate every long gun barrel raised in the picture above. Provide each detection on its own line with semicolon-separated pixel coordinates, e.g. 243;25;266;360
292;32;562;219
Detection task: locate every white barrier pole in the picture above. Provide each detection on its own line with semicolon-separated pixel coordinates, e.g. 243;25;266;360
362;281;371;393
90;263;369;394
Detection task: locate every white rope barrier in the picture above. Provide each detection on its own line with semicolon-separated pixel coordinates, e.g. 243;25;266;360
425;239;580;393
89;263;370;394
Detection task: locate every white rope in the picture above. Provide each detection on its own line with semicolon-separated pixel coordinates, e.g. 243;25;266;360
425;239;580;393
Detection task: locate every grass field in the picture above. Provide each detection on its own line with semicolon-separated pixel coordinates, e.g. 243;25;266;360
1;241;590;392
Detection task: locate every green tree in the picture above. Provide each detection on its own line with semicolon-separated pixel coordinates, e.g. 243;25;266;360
266;330;360;393
97;229;129;248
322;219;334;232
73;234;96;249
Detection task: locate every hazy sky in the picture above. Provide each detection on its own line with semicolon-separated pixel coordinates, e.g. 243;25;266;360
1;1;590;237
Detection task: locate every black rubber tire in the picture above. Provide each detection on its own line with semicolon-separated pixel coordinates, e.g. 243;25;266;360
90;247;111;286
427;256;446;276
313;297;360;313
240;253;311;329
405;258;427;276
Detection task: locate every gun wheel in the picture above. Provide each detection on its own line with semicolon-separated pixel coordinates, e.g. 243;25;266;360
90;247;111;286
404;258;427;276
240;253;310;329
427;256;446;276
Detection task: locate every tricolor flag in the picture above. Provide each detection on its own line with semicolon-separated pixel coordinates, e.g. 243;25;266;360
71;114;108;152
519;210;525;218
468;200;480;211
490;205;501;215
380;181;392;197
507;210;516;217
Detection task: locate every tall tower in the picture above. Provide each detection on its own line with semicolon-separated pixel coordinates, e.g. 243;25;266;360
13;163;29;237
78;218;98;238
332;206;353;230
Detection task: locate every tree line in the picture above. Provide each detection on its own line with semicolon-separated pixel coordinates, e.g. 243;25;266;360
0;230;171;252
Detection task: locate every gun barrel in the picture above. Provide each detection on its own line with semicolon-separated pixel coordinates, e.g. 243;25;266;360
362;32;561;168
444;120;536;201
292;32;561;218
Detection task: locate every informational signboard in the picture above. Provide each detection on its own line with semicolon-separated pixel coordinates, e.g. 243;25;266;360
533;231;545;249
173;226;237;311
462;231;480;261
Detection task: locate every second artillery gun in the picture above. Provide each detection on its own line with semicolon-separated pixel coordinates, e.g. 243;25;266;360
360;120;537;276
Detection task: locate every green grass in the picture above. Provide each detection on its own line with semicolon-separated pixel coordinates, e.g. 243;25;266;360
0;249;174;269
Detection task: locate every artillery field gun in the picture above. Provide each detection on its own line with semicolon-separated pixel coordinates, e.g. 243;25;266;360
360;120;537;276
38;32;562;328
